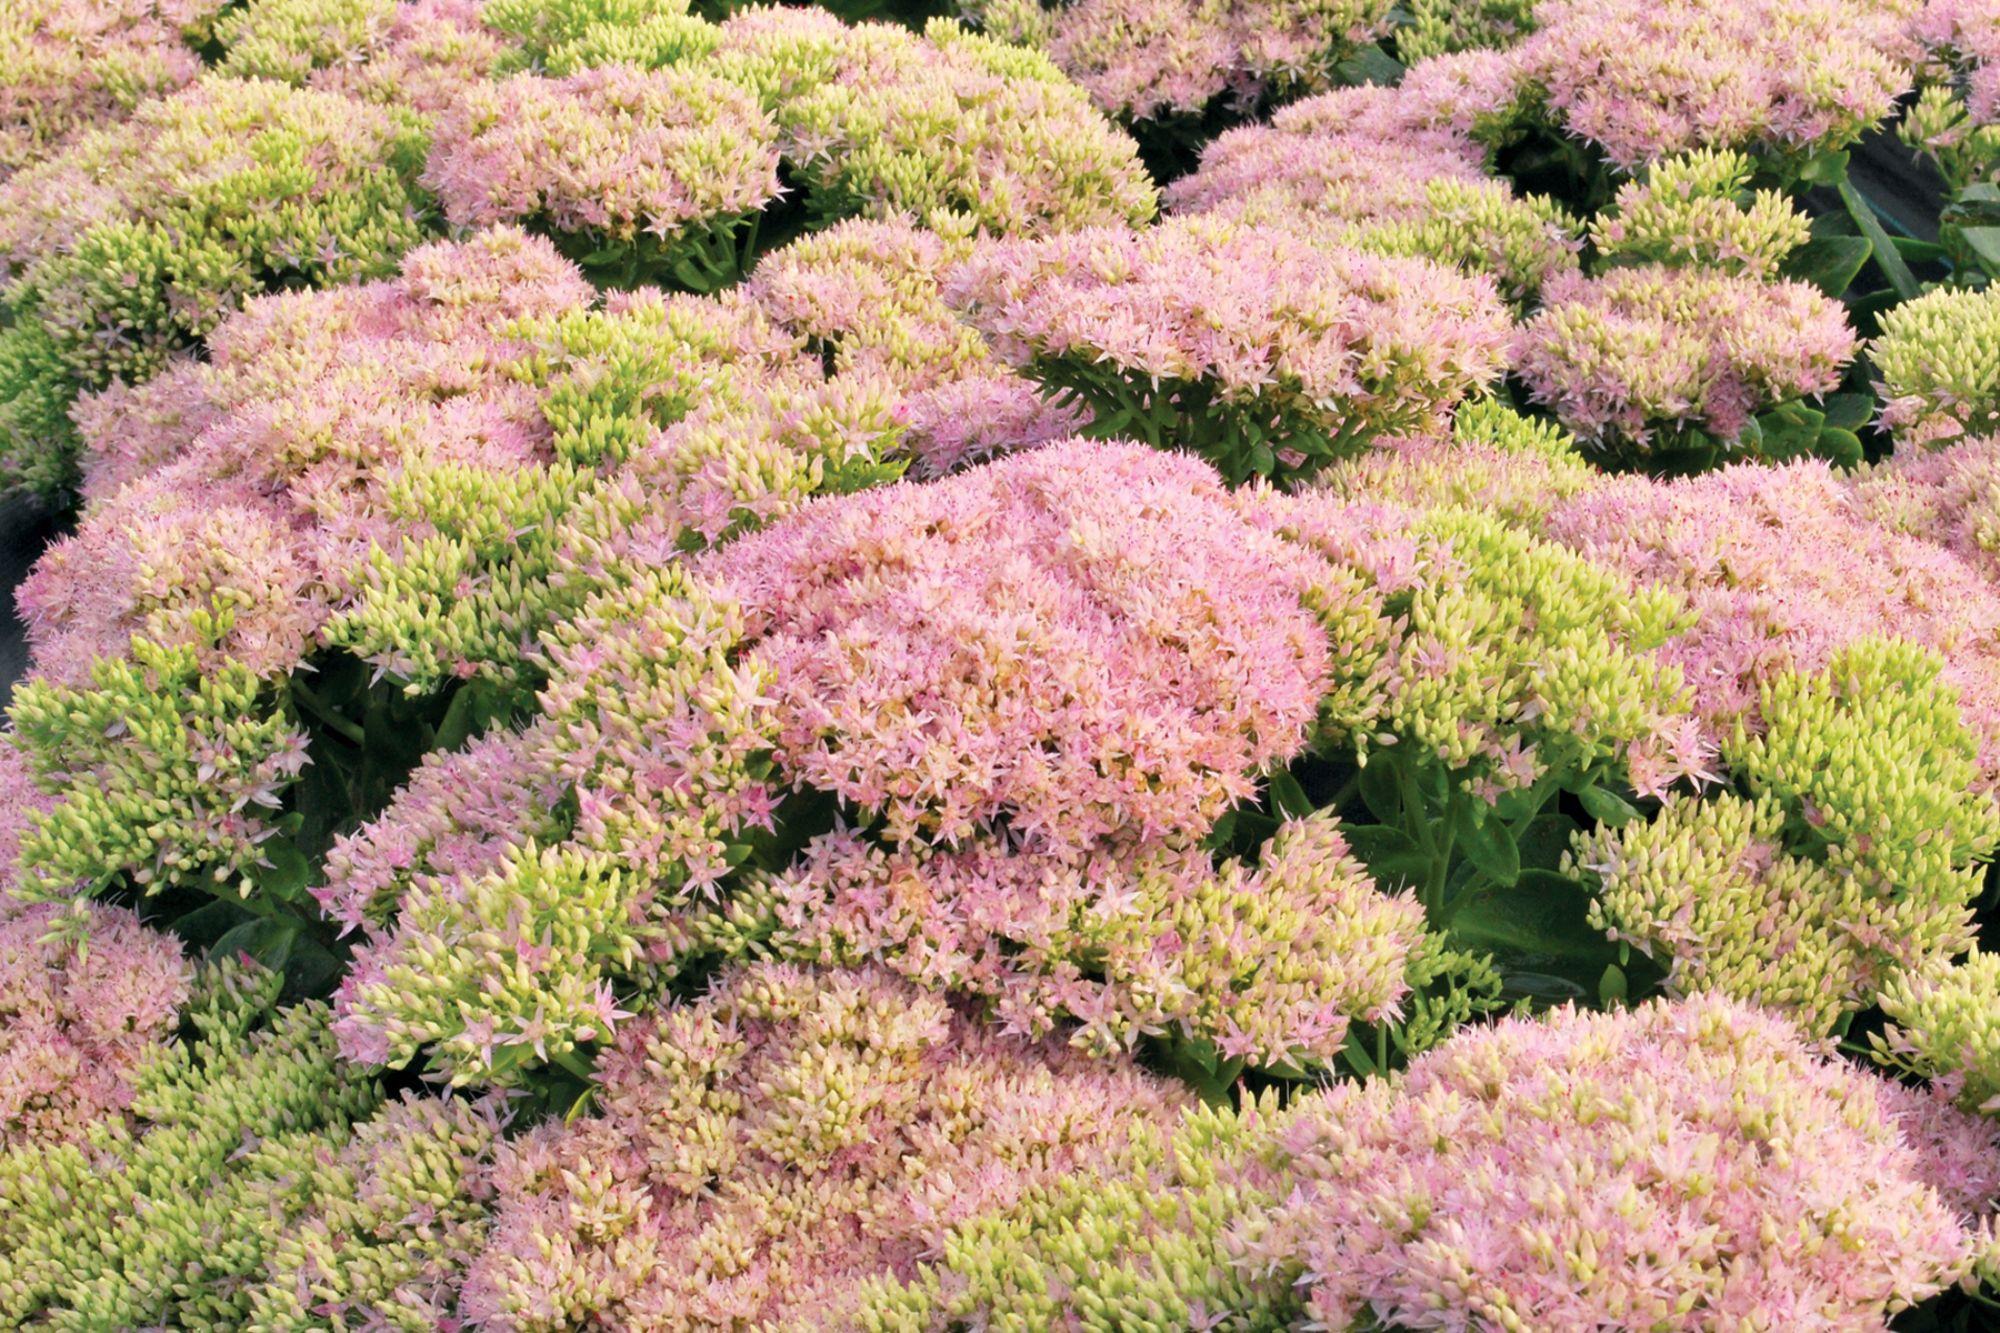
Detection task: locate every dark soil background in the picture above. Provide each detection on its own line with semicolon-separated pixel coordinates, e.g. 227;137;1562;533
0;493;61;708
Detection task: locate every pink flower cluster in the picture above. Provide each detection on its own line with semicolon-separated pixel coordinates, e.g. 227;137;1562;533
16;463;324;689
423;63;782;246
1522;0;1923;166
0;901;189;1150
458;962;1188;1331
44;227;588;690
1165;110;1487;224
703;438;1334;852
1166;95;1580;300
0;0;203;176
945;217;1511;458
767;811;1427;1068
1043;0;1245;122
1257;481;1707;803
1548;458;2000;773
1858;429;2000;577
1264;995;2000;1331
1915;0;2000;125
1516;264;1857;450
1028;0;1397;121
305;0;515;115
744;216;990;389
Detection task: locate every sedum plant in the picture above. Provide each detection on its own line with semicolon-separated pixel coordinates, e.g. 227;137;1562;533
1872;283;2000;445
1875;948;2000;1114
945;218;1511;484
0;0;206;178
423;63;784;291
0;76;433;499
1515;263;1859;467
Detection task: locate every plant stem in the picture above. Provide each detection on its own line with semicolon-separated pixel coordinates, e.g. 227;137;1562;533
552;1047;596;1081
1836;169;1919;301
289;677;365;746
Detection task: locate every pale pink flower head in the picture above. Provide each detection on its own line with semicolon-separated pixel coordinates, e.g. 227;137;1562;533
740;214;1084;479
69;356;220;503
0;0;203;178
1523;0;1923;166
424;63;782;248
899;371;1091;478
1271;54;1526;145
1515;263;1856;453
0;899;190;1150
1045;0;1245;122
1854;430;2000;577
459;961;1188;1331
1164;115;1486;224
1036;0;1398;121
1166;113;1579;301
945;218;1511;479
0;738;59;896
703;438;1335;852
1258;47;1533;147
16;458;325;687
1273;994;2000;1330
1914;0;2000;123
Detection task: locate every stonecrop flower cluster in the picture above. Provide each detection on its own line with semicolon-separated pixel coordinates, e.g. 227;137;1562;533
9;0;2000;1327
946;217;1512;483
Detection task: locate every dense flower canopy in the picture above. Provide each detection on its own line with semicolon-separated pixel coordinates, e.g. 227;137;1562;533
704;437;1335;850
5;0;2000;1327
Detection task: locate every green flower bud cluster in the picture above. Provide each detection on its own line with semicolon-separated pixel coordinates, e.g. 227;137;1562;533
1874;949;2000;1113
1871;284;2000;446
0;320;83;501
507;289;805;471
1346;174;1582;301
1398;0;1536;61
1571;790;1894;1032
334;565;784;1085
1722;637;1998;981
341;846;685;1086
0;958;382;1328
857;1093;1306;1332
501;291;908;619
1375;505;1693;797
322;458;590;697
1576;634;2000;1034
325;278;907;697
1590;147;1813;277
0;77;433;497
7;631;309;898
481;0;691;67
212;0;399;83
542;10;721;74
244;1092;506;1332
1071;812;1429;1072
715;12;1159;232
1909;82;2000;193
